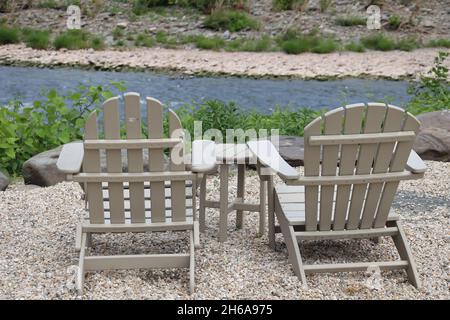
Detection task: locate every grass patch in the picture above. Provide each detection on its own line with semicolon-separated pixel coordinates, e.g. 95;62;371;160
204;9;259;32
135;33;155;47
53;29;102;50
279;30;339;54
427;39;450;48
0;25;20;45
387;15;402;30
345;41;365;52
361;33;396;51
22;29;50;50
112;27;125;40
193;35;225;50
335;15;366;26
272;0;306;11
396;37;418;51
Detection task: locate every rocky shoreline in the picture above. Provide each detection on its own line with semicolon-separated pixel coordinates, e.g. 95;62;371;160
1;44;449;80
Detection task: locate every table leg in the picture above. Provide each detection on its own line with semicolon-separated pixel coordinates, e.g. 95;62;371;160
219;164;229;242
199;174;207;233
268;175;275;249
236;163;245;229
258;178;266;237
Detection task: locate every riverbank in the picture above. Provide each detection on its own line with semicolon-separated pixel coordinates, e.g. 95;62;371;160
1;44;449;80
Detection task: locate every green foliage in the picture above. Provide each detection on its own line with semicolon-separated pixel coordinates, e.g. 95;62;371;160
361;33;396;51
319;0;332;12
406;52;450;115
37;0;66;9
279;30;339;54
335;15;366;26
272;0;306;11
53;29;104;50
204;9;259;32
112;27;125;40
135;33;155;47
387;15;402;30
0;25;19;44
396;37;418;51
426;39;450;48
345;41;365;52
0;82;126;175
227;35;273;52
22;29;50;50
193;35;225;50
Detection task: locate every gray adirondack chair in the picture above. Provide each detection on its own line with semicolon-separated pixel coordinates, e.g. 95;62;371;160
57;92;215;294
248;103;426;288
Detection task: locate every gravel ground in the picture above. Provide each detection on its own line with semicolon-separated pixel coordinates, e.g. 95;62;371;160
0;161;448;300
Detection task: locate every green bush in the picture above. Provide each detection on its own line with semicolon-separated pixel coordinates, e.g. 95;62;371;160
135;33;155;47
132;0;170;15
272;0;306;11
361;33;396;51
23;29;50;50
0;25;19;44
189;0;249;14
396;37;418;51
54;29;103;50
335;15;366;26
345;41;365;52
406;52;450;115
387;15;402;30
280;30;339;54
112;27;125;40
204;9;259;32
225;36;273;52
193;35;225;50
427;39;450;48
0;82;126;175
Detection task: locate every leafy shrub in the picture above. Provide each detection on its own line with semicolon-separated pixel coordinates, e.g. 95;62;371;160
345;41;365;52
112;27;125;40
53;29;102;50
189;0;249;14
0;25;19;44
396;37;418;51
22;29;50;50
272;0;306;11
279;30;338;54
90;36;105;50
426;39;450;48
0;82;126;175
239;36;272;52
37;0;66;9
335;15;366;26
193;35;225;50
135;33;155;47
132;0;170;15
406;52;450;115
361;33;396;51
204;9;259;32
387;15;402;30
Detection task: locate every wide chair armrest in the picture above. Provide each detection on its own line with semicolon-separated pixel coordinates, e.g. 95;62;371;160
56;141;84;174
405;150;426;174
247;140;299;180
190;140;217;173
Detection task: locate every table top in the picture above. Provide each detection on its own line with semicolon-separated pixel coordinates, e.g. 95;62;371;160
215;143;256;164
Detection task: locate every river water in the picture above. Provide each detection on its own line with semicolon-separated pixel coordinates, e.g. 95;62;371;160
0;66;412;112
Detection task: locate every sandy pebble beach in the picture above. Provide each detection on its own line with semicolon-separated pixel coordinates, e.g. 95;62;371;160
0;160;448;300
1;45;449;80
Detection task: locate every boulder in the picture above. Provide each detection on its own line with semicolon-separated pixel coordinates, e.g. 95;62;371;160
414;110;450;162
0;171;10;191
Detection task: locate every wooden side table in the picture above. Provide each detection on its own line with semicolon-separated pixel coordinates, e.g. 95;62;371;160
199;144;266;242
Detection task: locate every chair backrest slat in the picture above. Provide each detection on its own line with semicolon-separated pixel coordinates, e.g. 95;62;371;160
147;97;166;223
84;111;104;224
125;93;145;223
319;108;344;231
333;103;365;230
103;97;125;224
169;110;186;222
346;103;386;230
303;103;419;231
303;117;321;231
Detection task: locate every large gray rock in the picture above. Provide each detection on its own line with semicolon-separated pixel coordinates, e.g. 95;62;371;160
0;171;9;191
414;110;450;162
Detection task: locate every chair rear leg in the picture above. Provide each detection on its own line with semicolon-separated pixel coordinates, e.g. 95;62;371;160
189;231;195;294
391;220;421;289
77;232;87;295
199;175;207;233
